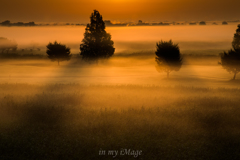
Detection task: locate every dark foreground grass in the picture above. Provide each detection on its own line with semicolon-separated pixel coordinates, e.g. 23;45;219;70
1;83;240;160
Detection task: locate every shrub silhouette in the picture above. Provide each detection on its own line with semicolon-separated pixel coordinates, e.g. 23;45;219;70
155;40;182;78
46;41;71;65
199;21;206;25
220;25;240;80
80;10;115;62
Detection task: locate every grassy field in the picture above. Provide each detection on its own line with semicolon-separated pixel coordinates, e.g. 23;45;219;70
1;83;240;159
1;24;240;159
0;49;239;159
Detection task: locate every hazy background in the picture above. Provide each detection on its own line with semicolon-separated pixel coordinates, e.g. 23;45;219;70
0;24;237;53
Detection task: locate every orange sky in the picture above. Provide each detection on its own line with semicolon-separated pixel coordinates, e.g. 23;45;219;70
1;0;240;23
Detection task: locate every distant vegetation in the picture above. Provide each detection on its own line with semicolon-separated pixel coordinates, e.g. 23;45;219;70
1;19;235;27
0;20;85;27
199;21;206;25
80;10;115;62
0;20;35;26
0;37;17;53
155;40;182;78
222;21;228;25
0;39;45;59
189;22;197;25
46;41;71;65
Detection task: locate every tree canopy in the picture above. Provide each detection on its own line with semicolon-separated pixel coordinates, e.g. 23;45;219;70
232;24;240;52
46;41;71;65
155;40;182;78
80;10;115;62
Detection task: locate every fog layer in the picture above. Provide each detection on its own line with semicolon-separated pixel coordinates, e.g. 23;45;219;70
0;24;237;53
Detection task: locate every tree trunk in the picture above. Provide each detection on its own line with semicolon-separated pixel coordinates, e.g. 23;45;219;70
233;71;237;80
58;60;59;66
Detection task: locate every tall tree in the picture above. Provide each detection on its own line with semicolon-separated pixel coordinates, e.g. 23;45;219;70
155;40;182;78
232;24;240;52
46;41;71;65
80;10;115;62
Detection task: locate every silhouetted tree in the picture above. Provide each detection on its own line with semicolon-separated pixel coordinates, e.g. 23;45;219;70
232;24;240;52
220;49;240;80
155;40;182;78
80;10;115;62
46;41;71;65
220;25;240;80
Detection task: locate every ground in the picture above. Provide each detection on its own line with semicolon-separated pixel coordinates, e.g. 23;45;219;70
0;54;240;159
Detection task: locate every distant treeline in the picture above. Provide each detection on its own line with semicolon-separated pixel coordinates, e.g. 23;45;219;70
0;20;237;27
0;20;85;27
0;20;36;26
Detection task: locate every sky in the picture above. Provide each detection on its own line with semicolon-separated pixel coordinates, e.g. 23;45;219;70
1;0;240;23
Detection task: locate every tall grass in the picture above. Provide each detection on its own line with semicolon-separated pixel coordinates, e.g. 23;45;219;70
1;83;240;159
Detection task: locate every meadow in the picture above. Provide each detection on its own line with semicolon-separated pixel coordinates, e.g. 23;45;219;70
1;83;240;159
1;24;240;159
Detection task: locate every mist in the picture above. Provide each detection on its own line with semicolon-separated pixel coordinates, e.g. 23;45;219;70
0;24;237;53
1;23;240;159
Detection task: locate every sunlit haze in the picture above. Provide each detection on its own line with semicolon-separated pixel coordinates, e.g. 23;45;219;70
1;0;240;23
1;1;240;159
0;24;237;53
